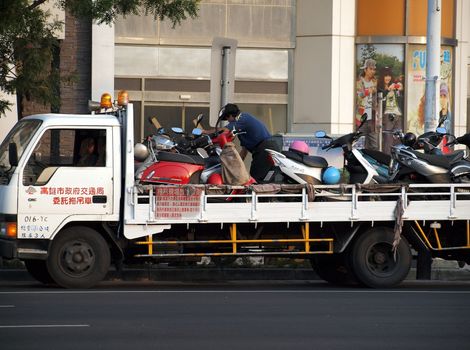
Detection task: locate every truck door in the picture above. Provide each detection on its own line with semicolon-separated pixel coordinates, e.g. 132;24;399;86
17;128;113;239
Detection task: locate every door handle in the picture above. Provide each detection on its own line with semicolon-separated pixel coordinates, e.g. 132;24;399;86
92;195;107;204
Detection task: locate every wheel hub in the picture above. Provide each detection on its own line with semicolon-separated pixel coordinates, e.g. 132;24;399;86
367;243;395;276
373;251;386;265
61;242;94;275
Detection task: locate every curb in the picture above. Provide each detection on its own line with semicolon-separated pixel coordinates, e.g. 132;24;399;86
1;267;469;283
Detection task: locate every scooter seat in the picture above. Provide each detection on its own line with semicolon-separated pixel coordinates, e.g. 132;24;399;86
411;150;463;169
362;148;391;165
157;151;206;165
445;150;465;164
282;151;328;168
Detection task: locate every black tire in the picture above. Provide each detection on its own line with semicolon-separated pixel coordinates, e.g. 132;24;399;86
310;254;358;286
46;226;111;289
24;259;55;285
351;227;411;288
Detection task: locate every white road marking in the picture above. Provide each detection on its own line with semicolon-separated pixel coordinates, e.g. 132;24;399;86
0;324;90;329
0;305;15;308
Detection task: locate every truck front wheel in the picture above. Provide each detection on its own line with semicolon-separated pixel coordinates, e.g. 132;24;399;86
47;227;111;288
310;254;358;286
351;227;411;288
24;259;55;285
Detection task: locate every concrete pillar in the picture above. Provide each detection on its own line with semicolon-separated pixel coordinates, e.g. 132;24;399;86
92;23;115;101
292;0;355;135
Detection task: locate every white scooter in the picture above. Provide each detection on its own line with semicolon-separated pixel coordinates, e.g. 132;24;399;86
316;114;391;185
263;140;341;185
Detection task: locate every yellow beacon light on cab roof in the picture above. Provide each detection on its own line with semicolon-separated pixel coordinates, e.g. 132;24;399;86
100;93;113;109
117;90;129;106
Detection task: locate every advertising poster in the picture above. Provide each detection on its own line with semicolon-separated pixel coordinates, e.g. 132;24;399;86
356;44;405;153
407;45;453;139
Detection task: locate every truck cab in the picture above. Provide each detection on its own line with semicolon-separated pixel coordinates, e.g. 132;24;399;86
0;98;125;288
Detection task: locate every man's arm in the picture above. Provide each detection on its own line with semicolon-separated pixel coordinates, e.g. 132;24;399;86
202;126;229;135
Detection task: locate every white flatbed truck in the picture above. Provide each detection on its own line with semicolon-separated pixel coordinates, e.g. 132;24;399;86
1;94;469;288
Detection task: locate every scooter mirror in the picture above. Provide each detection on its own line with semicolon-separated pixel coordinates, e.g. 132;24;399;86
192;128;203;136
196;148;209;158
436;127;446;135
196;113;204;125
8;143;18;167
171;127;184;134
315;130;326;138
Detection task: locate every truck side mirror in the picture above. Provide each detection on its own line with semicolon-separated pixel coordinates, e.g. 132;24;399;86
8;143;18;167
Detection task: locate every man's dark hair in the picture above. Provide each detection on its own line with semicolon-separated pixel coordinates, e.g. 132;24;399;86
219;103;240;120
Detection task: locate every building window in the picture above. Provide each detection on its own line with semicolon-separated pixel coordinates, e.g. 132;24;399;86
355;44;405;153
23;129;107;186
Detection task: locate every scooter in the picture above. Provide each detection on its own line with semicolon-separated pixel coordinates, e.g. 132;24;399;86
389;129;470;183
135;115;219;185
314;114;390;185
263;142;341;185
136;115;255;188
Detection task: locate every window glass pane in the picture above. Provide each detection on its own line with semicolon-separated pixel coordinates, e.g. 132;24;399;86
143;106;182;138
236;50;288;80
158;48;210;78
23;129;107;186
227;3;294;46
357;0;405;36
406;45;453;140
116;46;288;81
237;104;287;135
75;130;107;167
184;106;210;133
115;14;157;42
115;46;158;76
0;120;41;170
355;44;405;154
115;2;295;48
159;3;225;42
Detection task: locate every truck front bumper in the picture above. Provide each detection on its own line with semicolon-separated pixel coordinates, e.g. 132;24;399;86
0;238;49;260
0;238;18;259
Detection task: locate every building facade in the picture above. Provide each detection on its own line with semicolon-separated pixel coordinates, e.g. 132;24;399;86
2;0;469;148
102;0;469;148
292;0;469;153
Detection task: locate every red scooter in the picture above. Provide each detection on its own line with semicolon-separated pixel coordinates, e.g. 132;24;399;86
137;124;243;186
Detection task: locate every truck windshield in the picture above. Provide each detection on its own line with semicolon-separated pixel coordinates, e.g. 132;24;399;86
0;120;42;173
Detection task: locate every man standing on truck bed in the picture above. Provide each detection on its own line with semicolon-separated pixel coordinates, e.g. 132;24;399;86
218;103;282;182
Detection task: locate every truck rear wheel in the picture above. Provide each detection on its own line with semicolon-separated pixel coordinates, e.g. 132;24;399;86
47;227;110;288
24;259;55;285
351;227;411;288
310;254;358;286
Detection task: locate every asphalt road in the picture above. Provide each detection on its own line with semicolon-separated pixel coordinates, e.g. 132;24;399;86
1;280;469;350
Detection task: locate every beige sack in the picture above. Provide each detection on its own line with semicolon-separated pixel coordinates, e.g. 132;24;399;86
220;142;250;185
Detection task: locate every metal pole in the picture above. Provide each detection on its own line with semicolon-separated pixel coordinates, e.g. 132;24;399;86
424;0;441;133
221;46;231;106
377;92;383;151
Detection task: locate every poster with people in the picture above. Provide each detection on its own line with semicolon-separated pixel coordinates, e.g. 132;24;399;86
407;45;453;152
356;44;405;154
